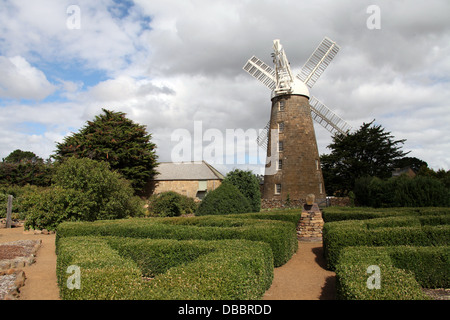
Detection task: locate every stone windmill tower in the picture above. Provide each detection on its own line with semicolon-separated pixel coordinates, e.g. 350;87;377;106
243;37;351;203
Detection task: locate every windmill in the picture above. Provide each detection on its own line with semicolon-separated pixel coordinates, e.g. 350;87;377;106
243;37;351;202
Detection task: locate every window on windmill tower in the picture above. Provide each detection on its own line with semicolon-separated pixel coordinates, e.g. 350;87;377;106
278;122;285;133
315;159;319;170
278;141;284;152
275;184;282;195
277;159;283;170
278;101;285;111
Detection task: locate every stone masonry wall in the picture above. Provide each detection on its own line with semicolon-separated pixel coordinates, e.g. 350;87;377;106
296;203;324;241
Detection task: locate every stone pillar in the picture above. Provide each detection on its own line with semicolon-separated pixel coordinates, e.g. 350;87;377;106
297;201;324;242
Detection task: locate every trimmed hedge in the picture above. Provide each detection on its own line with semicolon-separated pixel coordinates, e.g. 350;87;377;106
323;214;450;270
57;213;300;267
322;206;450;223
57;237;273;300
335;246;449;299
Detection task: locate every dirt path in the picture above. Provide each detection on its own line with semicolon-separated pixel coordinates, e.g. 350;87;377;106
0;227;60;300
263;240;336;300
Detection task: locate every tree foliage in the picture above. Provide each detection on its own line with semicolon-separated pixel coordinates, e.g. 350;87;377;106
53;109;158;193
24;157;146;230
147;191;198;217
0;150;53;187
223;169;261;212
196;182;252;216
3;149;43;163
321;120;408;196
353;175;449;207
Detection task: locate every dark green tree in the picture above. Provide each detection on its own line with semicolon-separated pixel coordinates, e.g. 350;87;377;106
3;150;42;163
53;109;158;193
0;150;52;187
321;120;408;196
196;182;252;216
392;156;428;173
223;169;261;212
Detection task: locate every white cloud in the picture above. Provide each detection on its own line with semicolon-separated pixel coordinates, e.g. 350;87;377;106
0;0;449;172
0;56;56;100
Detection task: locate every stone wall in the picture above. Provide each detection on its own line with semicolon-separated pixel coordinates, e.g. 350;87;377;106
328;197;351;207
261;198;305;210
144;179;222;200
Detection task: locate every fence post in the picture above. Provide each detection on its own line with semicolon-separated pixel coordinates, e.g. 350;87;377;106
6;195;13;228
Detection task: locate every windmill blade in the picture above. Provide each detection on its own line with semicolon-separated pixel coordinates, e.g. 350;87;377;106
256;120;271;149
309;96;351;136
243;56;276;90
297;37;340;88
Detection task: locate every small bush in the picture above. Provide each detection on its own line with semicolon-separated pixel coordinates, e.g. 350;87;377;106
147;191;197;217
196;182;252;216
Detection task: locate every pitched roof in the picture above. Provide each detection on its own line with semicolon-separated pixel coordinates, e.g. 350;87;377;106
153;161;225;181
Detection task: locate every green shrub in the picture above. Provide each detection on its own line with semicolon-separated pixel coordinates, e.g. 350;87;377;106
24;186;94;231
322;206;450;223
335;248;428;300
335;246;449;299
353;175;450;207
323;215;450;270
57;215;298;267
196;182;252;216
223;169;261;212
57;236;273;300
1;185;46;220
147;191;197;217
22;157;146;230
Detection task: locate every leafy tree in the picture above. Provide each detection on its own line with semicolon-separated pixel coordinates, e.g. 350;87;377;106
321;120;408;196
0;150;52;187
53;109;158;194
223;169;261;212
3;149;43;163
196;182;252;216
24;157;146;230
392;157;428;173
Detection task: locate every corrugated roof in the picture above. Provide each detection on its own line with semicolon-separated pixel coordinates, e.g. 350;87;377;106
153;161;225;181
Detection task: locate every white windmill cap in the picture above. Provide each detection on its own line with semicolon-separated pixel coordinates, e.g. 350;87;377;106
271;78;310;99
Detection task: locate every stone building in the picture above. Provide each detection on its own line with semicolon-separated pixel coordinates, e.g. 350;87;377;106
145;161;224;200
263;95;326;203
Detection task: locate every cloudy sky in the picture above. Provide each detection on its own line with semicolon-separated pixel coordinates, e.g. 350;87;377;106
1;0;449;175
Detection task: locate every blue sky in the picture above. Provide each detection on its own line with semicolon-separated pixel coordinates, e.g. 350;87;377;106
1;0;449;173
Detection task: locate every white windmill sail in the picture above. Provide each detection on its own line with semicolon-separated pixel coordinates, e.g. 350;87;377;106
256;121;271;149
296;37;340;89
243;56;276;90
243;37;350;149
309;96;351;136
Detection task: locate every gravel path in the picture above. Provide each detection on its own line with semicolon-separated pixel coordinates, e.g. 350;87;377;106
0;227;59;300
263;241;336;300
